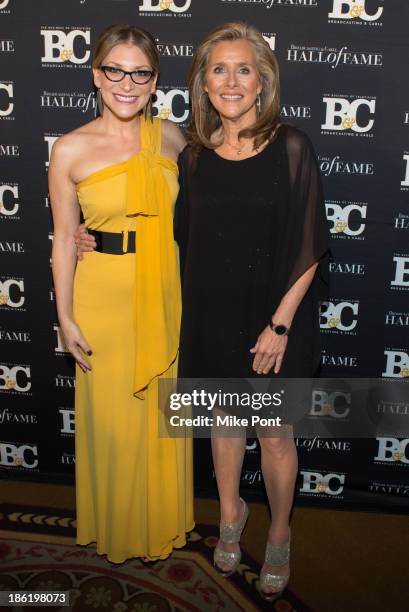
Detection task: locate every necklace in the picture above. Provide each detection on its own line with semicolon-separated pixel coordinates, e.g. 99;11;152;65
225;139;258;156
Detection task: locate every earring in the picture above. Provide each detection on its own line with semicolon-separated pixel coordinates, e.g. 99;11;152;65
256;93;261;115
96;89;103;117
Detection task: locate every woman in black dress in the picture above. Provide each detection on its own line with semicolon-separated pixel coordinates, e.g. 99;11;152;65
175;22;330;600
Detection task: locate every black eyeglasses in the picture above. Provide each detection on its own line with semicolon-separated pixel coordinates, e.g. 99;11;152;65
100;65;155;85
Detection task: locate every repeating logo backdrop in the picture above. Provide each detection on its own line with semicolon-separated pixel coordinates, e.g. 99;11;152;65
1;0;408;511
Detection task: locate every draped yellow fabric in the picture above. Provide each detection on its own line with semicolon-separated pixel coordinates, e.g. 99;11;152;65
124;119;181;398
77;117;181;399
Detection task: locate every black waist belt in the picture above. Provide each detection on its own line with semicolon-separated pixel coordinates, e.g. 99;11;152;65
87;229;136;254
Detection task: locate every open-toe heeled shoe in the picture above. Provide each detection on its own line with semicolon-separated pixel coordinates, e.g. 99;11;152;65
213;497;249;578
259;530;290;602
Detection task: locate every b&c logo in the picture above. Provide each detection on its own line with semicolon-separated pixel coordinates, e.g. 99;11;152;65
54;325;70;354
0;184;19;217
391;256;409;289
322;97;375;134
44;135;60;168
139;0;192;14
320;301;359;332
152;88;189;124
401;154;409;188
0;364;31;392
262;33;276;51
328;0;383;22
309;389;351;418
59;408;75;435
0;278;25;308
326;201;367;236
0;443;38;469
374;438;409;464
0;0;10;9
383;351;409;378
41;29;91;65
0;82;14;118
299;471;345;495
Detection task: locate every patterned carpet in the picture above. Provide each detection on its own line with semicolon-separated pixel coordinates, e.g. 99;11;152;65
0;502;311;611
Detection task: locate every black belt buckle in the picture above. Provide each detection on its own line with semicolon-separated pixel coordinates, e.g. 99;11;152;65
87;228;136;255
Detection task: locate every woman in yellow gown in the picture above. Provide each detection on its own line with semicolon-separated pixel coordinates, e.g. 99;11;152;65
49;24;193;563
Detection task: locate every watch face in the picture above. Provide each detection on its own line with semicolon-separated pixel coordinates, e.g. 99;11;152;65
274;324;287;335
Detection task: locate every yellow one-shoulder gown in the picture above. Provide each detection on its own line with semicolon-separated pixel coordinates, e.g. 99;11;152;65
73;116;194;563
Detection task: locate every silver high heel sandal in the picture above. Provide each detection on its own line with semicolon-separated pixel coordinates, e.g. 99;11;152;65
259;529;290;602
213;497;249;577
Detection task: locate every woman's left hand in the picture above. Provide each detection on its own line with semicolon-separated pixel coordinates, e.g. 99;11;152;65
250;326;288;375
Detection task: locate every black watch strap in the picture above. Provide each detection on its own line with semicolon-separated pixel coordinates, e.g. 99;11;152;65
269;322;290;336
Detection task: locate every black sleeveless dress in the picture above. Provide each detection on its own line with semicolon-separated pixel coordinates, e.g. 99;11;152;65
174;125;330;380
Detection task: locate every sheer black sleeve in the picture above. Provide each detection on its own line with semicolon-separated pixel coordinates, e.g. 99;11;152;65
270;126;331;312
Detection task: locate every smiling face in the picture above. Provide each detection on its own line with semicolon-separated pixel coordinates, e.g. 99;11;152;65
204;39;261;126
93;42;157;120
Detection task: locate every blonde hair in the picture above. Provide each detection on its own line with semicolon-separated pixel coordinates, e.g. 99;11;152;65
92;24;159;118
187;22;281;151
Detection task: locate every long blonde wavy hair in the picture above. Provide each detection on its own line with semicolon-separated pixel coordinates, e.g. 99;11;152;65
187;22;281;151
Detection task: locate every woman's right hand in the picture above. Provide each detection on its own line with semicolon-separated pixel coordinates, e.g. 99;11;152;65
60;319;92;372
75;223;96;260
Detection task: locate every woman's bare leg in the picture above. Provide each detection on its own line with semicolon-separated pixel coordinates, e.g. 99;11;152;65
211;412;247;572
258;428;297;593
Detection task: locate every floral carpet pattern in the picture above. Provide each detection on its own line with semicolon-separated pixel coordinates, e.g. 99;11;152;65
0;503;311;611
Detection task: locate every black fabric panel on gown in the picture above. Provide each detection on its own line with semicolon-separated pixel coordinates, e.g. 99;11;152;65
175;125;331;380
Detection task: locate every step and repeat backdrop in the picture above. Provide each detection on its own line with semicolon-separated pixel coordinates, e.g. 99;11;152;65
1;0;408;511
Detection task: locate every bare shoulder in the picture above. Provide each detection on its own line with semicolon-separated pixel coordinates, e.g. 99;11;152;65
50;120;100;170
161;119;186;155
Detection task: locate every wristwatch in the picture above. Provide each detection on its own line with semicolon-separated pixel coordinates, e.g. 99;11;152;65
269;321;291;336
